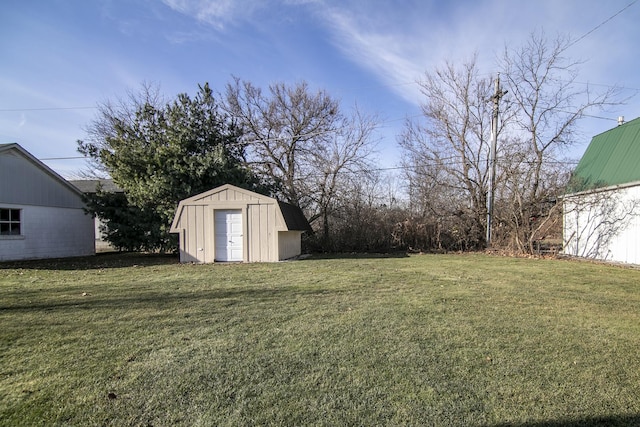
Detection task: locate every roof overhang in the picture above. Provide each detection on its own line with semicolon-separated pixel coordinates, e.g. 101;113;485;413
562;180;640;199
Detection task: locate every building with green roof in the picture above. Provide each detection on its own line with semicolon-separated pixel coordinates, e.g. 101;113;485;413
563;118;640;265
568;117;640;193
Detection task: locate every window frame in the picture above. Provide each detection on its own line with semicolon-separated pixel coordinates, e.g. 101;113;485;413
0;208;22;237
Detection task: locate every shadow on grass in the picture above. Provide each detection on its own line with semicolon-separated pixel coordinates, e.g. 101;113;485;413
1;251;409;270
491;414;640;427
305;251;410;260
0;284;343;312
0;252;179;271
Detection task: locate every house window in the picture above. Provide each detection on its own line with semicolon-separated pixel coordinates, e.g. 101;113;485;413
0;208;21;236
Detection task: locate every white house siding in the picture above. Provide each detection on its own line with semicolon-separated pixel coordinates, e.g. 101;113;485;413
0;204;95;261
563;184;640;265
278;231;302;260
0;148;84;209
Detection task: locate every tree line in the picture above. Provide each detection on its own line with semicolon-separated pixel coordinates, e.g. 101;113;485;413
78;32;621;254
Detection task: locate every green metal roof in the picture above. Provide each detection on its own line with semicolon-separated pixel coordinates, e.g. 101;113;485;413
568;117;640;193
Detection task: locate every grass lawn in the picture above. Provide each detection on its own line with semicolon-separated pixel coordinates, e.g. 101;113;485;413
1;253;639;426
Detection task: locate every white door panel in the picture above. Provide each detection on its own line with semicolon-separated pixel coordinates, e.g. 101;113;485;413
215;210;243;261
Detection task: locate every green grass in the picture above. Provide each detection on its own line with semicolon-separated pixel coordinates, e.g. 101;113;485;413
1;253;639;426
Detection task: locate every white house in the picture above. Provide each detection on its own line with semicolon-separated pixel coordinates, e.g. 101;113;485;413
69;179;123;252
170;184;311;263
563;118;640;265
0;144;95;261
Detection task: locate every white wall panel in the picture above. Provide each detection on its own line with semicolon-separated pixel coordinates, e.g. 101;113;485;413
564;185;640;265
0;204;95;261
0;149;84;208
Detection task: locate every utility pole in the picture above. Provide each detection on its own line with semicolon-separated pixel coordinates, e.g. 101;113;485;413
486;74;507;247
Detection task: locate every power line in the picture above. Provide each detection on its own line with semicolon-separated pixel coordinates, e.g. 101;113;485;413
0;106;97;112
566;0;638;50
568;81;640;93
40;156;87;160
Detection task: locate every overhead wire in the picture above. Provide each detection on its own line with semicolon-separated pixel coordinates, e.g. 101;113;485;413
0;106;97;112
3;1;638;118
565;0;638;51
21;1;640;169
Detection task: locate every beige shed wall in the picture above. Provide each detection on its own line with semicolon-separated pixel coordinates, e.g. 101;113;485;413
247;203;279;262
278;231;302;260
171;186;302;263
176;204;213;263
201;187;262;202
172;186;293;263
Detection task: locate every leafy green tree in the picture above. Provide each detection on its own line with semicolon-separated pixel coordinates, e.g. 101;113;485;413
78;83;267;252
83;190;158;252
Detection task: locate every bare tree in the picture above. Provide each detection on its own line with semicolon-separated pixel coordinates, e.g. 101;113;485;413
224;78;379;246
563;187;640;260
324;170;408;252
497;31;622;252
223;78;340;209
399;55;496;249
77;82;165;178
307;106;378;242
399;32;624;254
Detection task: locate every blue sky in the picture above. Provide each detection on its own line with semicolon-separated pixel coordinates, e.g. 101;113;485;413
1;0;639;178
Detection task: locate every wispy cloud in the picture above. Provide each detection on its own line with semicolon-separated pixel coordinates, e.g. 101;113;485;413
164;28;221;44
317;5;426;104
161;0;261;29
305;0;640;107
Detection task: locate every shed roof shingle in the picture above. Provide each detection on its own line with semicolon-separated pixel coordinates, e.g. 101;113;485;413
278;201;312;232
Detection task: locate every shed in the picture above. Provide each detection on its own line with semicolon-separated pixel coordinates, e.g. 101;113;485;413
0;143;95;261
170;184;311;263
563;118;640;265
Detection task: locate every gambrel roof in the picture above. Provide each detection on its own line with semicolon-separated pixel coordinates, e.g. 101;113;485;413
568;118;640;193
170;184;310;233
278;201;313;232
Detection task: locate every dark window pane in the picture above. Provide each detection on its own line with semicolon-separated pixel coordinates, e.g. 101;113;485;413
10;223;20;235
0;223;9;235
10;209;20;221
0;209;9;222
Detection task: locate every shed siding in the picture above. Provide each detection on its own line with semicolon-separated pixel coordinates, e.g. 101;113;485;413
203;206;213;263
247;203;277;262
197;188;261;203
0;204;95;261
187;205;197;260
0;150;84;209
563;185;640;265
248;205;261;262
278;231;302;260
171;185;307;263
179;204;212;263
260;204;273;261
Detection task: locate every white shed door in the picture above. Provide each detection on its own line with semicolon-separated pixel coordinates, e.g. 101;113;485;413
215;210;243;262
